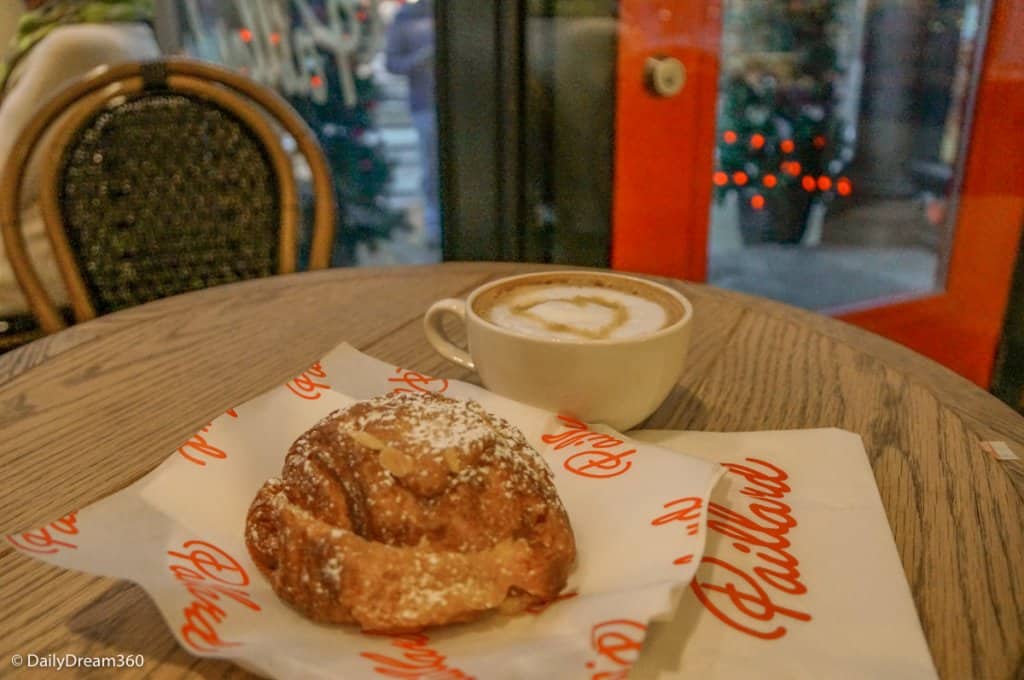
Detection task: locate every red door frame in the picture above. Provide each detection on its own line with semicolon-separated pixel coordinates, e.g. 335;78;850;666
610;0;1024;387
610;1;720;282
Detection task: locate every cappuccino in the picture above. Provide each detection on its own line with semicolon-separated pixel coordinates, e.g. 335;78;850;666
474;274;684;341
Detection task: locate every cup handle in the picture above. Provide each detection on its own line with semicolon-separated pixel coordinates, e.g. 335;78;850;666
424;298;475;371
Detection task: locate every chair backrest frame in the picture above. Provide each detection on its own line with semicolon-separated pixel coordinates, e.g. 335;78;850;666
1;59;336;333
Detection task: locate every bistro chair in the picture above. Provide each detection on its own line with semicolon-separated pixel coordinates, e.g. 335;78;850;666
0;58;336;334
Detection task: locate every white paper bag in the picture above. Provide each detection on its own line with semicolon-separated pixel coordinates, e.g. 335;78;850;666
7;344;724;679
628;429;938;680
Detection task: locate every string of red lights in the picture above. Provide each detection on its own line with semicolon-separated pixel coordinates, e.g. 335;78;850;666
713;130;852;211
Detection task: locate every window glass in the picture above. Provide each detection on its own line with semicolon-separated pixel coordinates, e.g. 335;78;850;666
707;0;987;311
173;0;440;267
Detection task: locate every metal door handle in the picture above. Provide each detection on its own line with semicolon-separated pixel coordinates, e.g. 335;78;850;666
645;56;686;98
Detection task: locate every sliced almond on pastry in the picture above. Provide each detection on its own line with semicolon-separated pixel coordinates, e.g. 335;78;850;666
350;429;385;450
380;446;414;477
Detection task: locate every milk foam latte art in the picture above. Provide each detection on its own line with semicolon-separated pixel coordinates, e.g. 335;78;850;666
473;275;684;342
424;270;693;430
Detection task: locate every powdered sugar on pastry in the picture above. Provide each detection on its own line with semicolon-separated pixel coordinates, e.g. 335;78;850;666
245;391;576;633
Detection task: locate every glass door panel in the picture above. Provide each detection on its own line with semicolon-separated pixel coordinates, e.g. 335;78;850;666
706;0;987;312
522;0;617;266
606;0;1023;385
169;0;441;267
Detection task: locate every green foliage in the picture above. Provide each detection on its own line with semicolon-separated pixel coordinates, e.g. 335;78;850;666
714;0;853;213
285;17;408;265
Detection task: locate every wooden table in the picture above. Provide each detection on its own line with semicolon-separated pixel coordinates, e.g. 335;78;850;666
2;262;1022;679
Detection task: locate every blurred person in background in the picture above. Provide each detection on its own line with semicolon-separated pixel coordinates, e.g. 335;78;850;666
0;0;159;323
385;0;439;248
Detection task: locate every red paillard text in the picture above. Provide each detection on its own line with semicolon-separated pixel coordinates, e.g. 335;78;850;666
360;634;472;679
585;619;647;679
541;415;637;479
6;512;79;555
654;457;811;640
167;540;261;653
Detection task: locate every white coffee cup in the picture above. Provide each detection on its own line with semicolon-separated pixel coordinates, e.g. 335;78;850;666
423;270;694;431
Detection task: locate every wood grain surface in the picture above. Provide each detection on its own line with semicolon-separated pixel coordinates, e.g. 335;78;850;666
1;262;1022;679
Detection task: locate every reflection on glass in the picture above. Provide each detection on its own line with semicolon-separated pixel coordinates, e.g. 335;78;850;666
707;0;985;311
523;0;616;266
385;0;439;249
173;0;440;266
